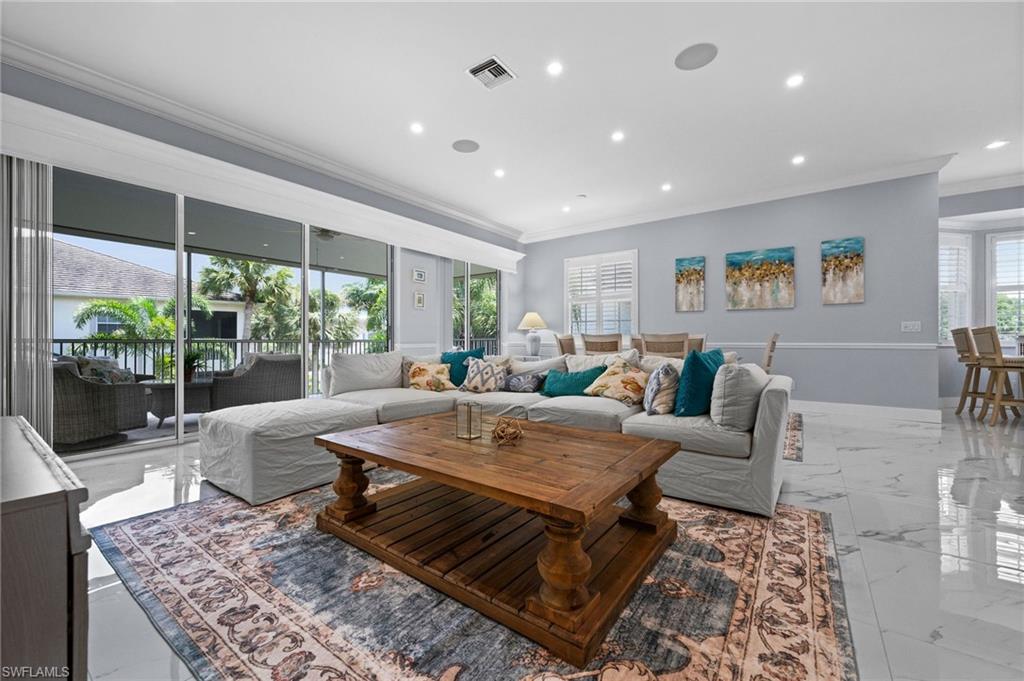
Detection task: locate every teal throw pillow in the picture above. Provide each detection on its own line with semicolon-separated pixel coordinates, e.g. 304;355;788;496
440;347;485;386
674;348;725;417
541;366;606;397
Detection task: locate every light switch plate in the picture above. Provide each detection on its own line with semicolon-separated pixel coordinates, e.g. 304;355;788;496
901;320;922;333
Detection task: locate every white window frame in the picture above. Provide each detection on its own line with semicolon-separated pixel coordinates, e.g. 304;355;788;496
986;230;1024;342
938;231;972;345
563;249;639;338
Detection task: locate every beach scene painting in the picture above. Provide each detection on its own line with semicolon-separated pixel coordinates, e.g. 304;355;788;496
725;246;795;310
821;237;865;305
675;256;705;312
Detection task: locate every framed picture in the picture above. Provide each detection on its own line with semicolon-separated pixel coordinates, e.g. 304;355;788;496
821;237;865;304
412;268;427;284
725;247;795;310
674;256;705;312
413;290;425;309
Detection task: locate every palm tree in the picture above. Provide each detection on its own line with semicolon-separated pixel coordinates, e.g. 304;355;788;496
197;257;292;340
73;296;211;340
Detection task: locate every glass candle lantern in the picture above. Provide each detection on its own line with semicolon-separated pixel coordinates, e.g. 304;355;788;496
456;401;482;440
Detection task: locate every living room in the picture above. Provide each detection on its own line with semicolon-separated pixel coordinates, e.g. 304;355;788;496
1;3;1022;681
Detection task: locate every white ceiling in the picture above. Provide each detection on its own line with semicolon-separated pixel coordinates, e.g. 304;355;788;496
2;2;1022;243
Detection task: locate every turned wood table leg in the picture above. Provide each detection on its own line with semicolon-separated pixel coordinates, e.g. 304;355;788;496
620;474;669;531
525;517;600;632
324;453;376;522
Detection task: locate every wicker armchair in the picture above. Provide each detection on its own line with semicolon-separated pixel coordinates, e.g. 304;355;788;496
210;354;302;411
52;363;148;451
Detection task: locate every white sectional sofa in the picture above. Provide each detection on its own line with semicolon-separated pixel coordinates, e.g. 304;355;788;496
200;349;791;516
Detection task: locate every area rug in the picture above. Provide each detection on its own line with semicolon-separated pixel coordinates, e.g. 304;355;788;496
92;468;856;681
784;412;804;462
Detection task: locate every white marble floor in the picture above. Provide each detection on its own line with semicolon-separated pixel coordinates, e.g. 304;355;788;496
70;409;1024;681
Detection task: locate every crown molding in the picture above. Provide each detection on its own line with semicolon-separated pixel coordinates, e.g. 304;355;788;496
938;172;1024;198
0;38;523;242
520;154;955;243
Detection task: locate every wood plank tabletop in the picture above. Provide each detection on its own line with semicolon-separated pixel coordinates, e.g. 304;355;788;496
315;412;678;524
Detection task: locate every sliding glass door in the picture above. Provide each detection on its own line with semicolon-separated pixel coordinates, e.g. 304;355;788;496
451;260;500;355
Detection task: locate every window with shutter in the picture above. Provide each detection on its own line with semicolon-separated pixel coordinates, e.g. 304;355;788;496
564;250;638;337
938;232;971;343
988;231;1024;343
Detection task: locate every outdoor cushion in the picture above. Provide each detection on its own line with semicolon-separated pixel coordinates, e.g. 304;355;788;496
541;366;606;397
454;390;547;418
460;357;507;393
199;398;379;505
75;356;134;384
643;362;680;415
329;351;403;395
675;348;725;417
621;412;752;458
408;362;457;392
441;347;486;386
527;395;642;432
330;387;455;423
710;363;770;431
565;348;640;372
584;358;649;405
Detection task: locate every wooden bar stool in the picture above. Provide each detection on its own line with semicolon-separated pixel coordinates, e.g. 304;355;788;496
950;327;986;415
581;333;621;355
972;326;1024;425
640;333;689;358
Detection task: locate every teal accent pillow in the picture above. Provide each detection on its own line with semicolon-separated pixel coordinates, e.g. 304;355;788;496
674;348;725;416
441;347;485;386
541;366;606;397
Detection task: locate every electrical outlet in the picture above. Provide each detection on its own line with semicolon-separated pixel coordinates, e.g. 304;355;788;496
901;320;922;333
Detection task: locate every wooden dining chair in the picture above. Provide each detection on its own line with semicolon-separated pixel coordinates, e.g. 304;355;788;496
641;333;689;358
685;334;707;353
972;326;1024;425
951;327;986;415
630;336;644;353
581;333;621;355
555;334;577;356
761;333;781;374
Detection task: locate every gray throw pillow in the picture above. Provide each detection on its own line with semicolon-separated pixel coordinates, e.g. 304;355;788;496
506;372;545;393
643;363;680;415
330;351;403;395
710;363;770;431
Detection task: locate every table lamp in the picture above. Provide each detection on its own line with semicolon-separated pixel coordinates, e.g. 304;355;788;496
517;312;547;356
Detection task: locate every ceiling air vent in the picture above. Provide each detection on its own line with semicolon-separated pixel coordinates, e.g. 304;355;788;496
467;56;516;90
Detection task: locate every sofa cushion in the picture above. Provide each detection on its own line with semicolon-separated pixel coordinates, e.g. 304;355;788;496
711;363;770;431
508;355;566;377
541;366;606;397
644;362;680;415
330;351;403;395
674;348;724;417
408;362;457;392
330;387;456;423
527;395;642;432
621;412;752;458
461;357;507;393
455;390;547;418
75;356;135;384
441;347;486;387
565;348;639;372
639;355;684;375
584;359;649;405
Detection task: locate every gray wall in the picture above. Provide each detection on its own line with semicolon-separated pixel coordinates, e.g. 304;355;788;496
940;185;1024;218
394;248;445;353
0;64;522;253
505;174;940;409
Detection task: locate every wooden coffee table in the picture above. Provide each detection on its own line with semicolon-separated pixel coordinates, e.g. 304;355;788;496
314;412;678;666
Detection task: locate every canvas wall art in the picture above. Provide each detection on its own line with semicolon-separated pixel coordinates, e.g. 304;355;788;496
821;237;865;304
674;256;705;312
725;247;795;310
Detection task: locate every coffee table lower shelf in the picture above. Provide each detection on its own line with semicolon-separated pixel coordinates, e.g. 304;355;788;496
315;478;676;667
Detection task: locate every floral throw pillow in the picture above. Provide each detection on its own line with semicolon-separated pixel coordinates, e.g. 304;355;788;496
583;358;649;405
643;362;680;415
408;362;457;392
460;357;508;393
75;356;135;384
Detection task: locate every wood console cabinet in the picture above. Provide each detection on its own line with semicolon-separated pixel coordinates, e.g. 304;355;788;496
1;416;89;680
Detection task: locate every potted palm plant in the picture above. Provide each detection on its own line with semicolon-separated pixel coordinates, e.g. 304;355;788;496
182;349;207;383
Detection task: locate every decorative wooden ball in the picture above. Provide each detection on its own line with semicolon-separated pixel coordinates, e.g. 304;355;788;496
491;416;524;446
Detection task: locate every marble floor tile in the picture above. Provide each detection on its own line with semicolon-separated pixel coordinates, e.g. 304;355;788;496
884;630;1023;680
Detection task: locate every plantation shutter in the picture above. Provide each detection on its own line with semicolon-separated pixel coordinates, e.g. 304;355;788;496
992;232;1024;342
564;251;637;336
938;232;971;343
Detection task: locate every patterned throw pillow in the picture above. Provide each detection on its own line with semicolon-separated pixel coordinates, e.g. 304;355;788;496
460;357;507;393
643;362;680;415
75;356;135;384
583;358;649;405
506;372;545;393
408;362;457;392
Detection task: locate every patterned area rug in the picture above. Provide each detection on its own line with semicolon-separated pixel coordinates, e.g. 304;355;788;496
92;468;856;681
784;412;804;462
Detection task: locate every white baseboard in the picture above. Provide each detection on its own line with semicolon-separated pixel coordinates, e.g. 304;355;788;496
790;399;942;423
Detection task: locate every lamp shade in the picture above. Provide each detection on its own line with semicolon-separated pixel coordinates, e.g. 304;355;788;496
517;312;547;330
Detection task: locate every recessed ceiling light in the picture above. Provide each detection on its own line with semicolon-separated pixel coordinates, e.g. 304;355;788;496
986;139;1009;150
674;43;718;71
409;122;424;135
791;155;806;166
562;205;571;213
452;139;480;153
611;130;625;143
494;168;505;178
661;183;672;192
187;231;196;236
546;61;563;76
263;243;269;247
338;256;345;260
786;73;804;88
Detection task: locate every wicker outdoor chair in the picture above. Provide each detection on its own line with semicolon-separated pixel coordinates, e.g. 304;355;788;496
210;354;302;411
52;363;148;452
